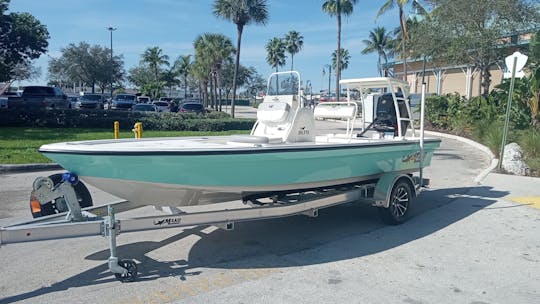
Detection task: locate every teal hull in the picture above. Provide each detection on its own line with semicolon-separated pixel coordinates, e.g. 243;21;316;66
42;140;440;192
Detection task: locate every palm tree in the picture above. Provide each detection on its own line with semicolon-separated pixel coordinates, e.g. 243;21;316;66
266;37;286;94
322;0;358;97
376;0;427;81
141;46;169;81
194;33;236;110
213;0;268;117
361;26;394;77
332;48;350;76
174;55;192;100
190;60;210;106
284;30;304;71
266;37;286;72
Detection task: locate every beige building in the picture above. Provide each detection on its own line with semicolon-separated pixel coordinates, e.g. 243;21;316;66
387;31;534;98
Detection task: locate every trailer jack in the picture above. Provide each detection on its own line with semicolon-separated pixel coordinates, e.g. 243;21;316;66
104;205;138;282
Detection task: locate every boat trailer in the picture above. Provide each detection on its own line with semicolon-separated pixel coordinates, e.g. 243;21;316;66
0;171;427;282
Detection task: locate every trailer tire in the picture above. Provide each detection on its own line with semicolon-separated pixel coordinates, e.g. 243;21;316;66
378;180;412;225
30;173;93;218
114;260;138;282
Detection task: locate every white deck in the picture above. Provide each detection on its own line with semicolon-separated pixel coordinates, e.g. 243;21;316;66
40;132;431;153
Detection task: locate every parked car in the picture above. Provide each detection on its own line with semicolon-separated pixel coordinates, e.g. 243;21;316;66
0;96;7;109
178;102;205;114
132;103;157;112
152;101;170;112
159;97;173;103
136;96;151;103
110;94;137;110
6;86;69;109
77;93;105;109
0;91;14;109
67;95;79;108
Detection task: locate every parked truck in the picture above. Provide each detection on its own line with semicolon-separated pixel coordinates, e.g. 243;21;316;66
6;86;70;109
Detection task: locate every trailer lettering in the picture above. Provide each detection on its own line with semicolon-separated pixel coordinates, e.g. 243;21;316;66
154;217;181;226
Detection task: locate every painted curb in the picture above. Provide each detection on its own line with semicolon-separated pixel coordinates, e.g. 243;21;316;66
424;130;498;184
0;163;61;174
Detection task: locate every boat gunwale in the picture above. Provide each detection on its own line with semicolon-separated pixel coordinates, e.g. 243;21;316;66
39;137;441;156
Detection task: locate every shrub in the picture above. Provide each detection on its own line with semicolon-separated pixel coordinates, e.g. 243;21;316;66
483;121;504;157
491;78;533;129
218;99;251;106
519;128;540;158
466;96;500;123
0;108;255;131
425;93;467;130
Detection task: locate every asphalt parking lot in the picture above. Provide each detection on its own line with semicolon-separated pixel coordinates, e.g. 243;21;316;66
0;126;539;303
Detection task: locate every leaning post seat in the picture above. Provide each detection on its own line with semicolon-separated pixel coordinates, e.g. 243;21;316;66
313;102;358;140
227;101;293;145
256;101;291;123
313;103;357;120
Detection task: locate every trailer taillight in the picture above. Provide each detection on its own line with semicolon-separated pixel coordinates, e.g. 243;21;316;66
30;198;42;214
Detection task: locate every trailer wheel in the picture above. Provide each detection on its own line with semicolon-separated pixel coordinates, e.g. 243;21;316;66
30;173;93;218
378;180;412;225
114;260;138;282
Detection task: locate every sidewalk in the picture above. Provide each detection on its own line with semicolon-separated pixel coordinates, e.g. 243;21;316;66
481;172;540;209
426;130;540;206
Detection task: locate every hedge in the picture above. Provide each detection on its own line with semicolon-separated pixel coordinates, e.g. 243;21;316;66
0;108;255;131
217;99;251;106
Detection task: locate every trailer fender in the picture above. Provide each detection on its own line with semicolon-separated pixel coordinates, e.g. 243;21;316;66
372;173;416;208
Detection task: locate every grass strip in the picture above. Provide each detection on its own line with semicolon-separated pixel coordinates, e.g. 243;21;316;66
0;127;248;164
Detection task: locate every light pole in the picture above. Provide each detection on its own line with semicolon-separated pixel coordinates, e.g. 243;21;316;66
324;64;332;95
107;26;117;99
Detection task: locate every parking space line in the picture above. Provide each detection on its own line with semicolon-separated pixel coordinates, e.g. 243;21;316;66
508;197;540;209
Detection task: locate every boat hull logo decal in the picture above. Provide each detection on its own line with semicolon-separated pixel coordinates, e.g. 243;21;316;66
298;126;310;136
401;151;427;163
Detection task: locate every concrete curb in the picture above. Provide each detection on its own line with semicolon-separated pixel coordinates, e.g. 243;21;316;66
0;163;61;174
424;130;498;184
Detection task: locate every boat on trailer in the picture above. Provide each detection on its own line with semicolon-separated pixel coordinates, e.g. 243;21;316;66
37;71;440;208
1;71;440;282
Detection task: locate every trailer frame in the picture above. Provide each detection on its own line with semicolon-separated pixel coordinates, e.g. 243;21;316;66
0;171;425;282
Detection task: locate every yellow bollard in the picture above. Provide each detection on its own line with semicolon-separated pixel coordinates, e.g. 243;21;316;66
137;122;143;138
114;121;119;139
132;122;143;139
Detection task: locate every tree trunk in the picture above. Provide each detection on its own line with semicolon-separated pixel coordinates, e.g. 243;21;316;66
291;54;294;71
213;73;219;111
399;6;408;82
336;10;341;97
184;75;188;99
217;72;223;112
482;65;491;97
209;75;214;109
377;50;382;77
219;88;223;112
231;24;244;118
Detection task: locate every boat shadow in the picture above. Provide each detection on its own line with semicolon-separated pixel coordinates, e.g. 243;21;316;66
0;185;508;303
183;185;506;269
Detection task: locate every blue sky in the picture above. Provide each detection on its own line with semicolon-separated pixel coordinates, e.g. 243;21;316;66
10;0;404;92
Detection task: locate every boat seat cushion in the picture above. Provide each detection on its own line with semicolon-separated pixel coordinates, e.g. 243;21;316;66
229;135;269;144
257;102;290;123
228;135;284;145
